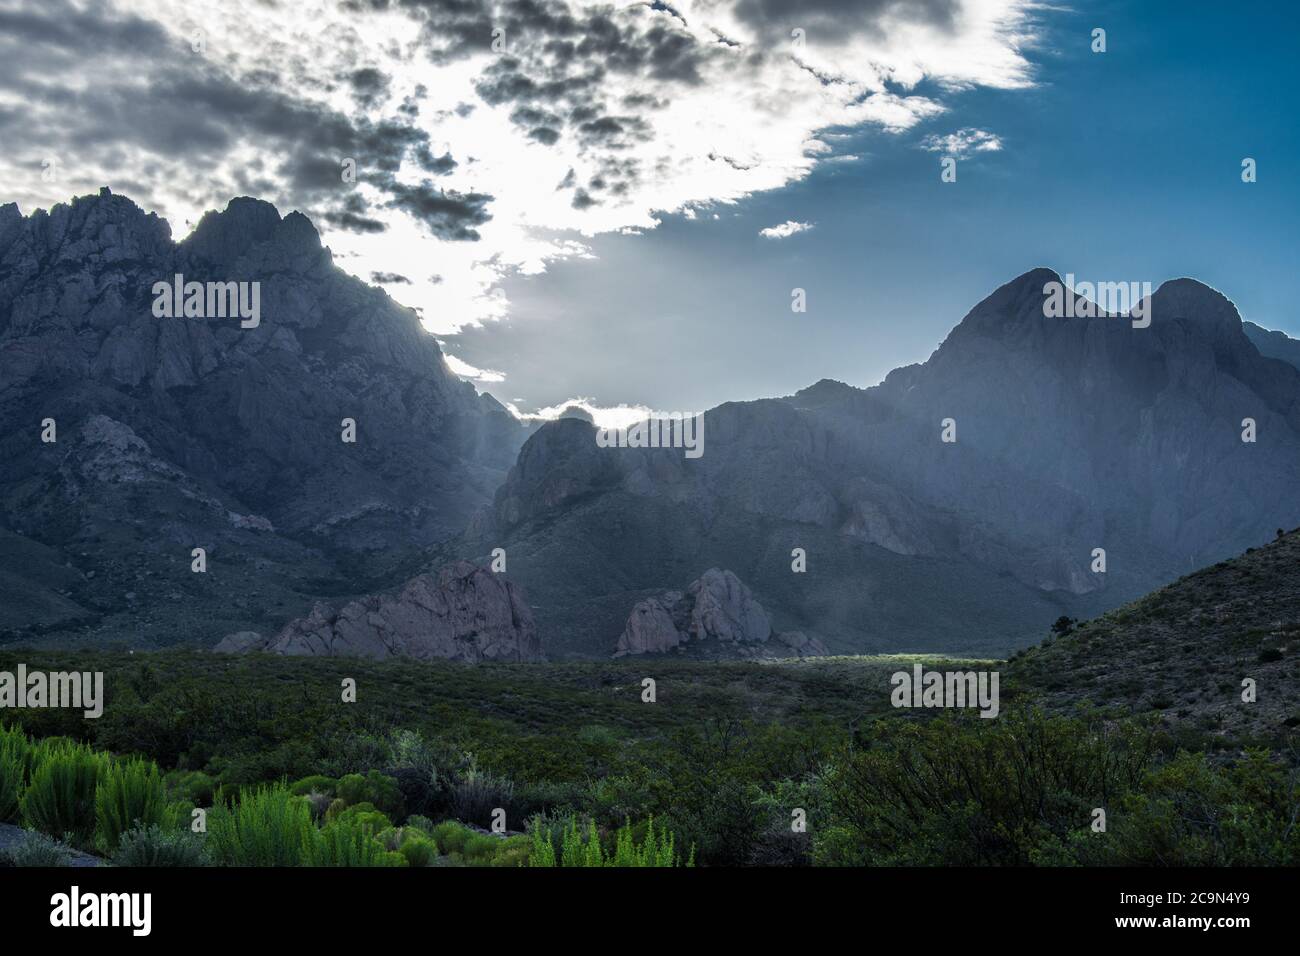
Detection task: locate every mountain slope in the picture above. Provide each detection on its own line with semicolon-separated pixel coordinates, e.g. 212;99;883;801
0;189;528;645
1009;527;1300;742
459;269;1300;659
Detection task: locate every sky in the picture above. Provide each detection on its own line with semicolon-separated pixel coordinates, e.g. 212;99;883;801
2;0;1296;424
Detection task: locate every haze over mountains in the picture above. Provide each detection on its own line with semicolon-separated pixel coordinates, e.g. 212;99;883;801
3;192;1299;659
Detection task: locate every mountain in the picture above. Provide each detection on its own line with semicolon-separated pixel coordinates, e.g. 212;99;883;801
1244;321;1300;371
1009;527;1300;741
458;269;1300;659
0;189;529;646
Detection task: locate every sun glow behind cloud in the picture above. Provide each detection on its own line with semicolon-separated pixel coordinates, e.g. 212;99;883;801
1;0;1042;402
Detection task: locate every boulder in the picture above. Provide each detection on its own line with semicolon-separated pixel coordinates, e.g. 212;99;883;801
223;561;543;662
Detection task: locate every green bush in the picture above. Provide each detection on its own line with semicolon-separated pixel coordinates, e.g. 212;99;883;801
112;824;211;867
815;708;1156;866
0;724;33;823
0;830;74;867
165;770;217;807
207;784;314;866
430;819;472;855
306;818;407;867
20;740;104;847
95;757;171;854
530;814;691;867
324;800;391;834
335;771;404;820
397;829;437;867
289;774;338;798
449;761;514;827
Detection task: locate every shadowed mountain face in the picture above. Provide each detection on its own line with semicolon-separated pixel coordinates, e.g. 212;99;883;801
0;190;528;645
466;269;1300;659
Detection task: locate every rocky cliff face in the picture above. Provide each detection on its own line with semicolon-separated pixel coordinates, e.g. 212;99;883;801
614;568;824;659
463;270;1300;659
217;561;543;662
0;189;528;645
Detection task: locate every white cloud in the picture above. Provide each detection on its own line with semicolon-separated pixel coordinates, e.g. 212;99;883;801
442;353;506;384
759;220;815;239
919;127;1005;159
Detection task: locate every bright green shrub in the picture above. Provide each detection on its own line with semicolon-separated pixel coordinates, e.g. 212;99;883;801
95;757;170;854
305;818;407;867
20;740;104;846
430;819;472;855
397;830;437;867
207;784;314;866
0;724;33;823
530;814;691;867
335;771;404;819
491;835;531;867
112;824;211;867
325;800;391;833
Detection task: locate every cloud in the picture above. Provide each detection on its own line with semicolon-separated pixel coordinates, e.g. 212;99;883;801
442;353;506;384
0;0;1042;348
759;219;815;239
919;127;1004;158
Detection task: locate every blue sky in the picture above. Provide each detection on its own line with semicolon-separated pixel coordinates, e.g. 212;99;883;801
450;0;1300;416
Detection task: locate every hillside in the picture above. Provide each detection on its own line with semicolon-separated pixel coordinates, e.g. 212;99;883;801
1009;527;1300;743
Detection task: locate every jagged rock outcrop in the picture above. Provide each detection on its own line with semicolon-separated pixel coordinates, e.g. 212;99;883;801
218;561;542;662
0;189;530;645
614;569;819;659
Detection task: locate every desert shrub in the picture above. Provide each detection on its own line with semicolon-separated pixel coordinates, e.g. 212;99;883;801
324;801;391;833
335;771;405;820
95;757;170;854
207;784;314;866
305;818;407;867
397;829;437;867
462;831;502;864
289;775;338;798
20;740;105;847
0;724;34;823
404;814;435;836
430;819;472;855
492;835;530;867
0;830;74;867
816;708;1156;866
165;770;216;807
529;814;691;867
112;824;211;867
449;761;514;827
1106;750;1300;866
747;776;828;866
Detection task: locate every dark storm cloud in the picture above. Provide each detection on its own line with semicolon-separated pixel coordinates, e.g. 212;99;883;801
346;67;393;109
383;180;493;240
0;0;490;242
529;127;560;145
